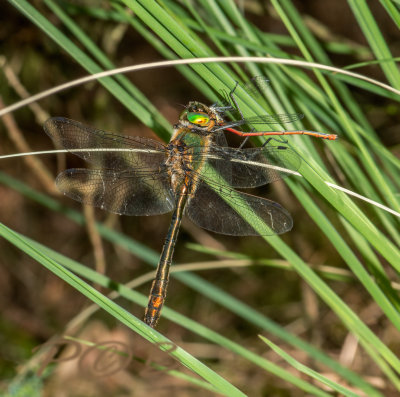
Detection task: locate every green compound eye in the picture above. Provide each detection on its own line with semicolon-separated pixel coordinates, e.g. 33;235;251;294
187;112;210;125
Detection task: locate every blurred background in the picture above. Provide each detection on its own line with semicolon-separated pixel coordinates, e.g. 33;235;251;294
1;1;399;396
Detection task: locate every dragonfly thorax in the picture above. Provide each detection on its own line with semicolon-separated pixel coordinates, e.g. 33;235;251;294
165;140;192;192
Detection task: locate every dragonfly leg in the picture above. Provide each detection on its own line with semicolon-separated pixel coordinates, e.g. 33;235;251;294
261;137;273;148
261;136;288;147
229;81;246;122
229;80;240;96
238;126;257;149
238;136;249;149
216;88;235;111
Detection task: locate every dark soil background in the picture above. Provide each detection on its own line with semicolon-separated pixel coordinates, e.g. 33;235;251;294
0;1;399;396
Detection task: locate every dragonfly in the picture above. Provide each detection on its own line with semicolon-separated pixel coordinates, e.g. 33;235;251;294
44;83;337;328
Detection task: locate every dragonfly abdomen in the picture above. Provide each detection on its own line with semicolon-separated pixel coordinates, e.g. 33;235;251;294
144;188;189;327
144;279;169;327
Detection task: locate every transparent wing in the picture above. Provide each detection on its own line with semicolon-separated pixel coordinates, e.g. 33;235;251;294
187;145;300;188
221;113;304;130
215;76;304;131
44;117;167;171
186;179;292;236
56;168;175;216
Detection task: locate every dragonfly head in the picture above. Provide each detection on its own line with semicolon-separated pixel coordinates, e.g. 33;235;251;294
180;101;223;131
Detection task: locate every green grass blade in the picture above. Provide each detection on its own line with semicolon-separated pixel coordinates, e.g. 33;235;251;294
348;0;400;88
259;336;362;397
0;222;246;397
290;180;400;322
8;0;172;141
7;228;357;397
